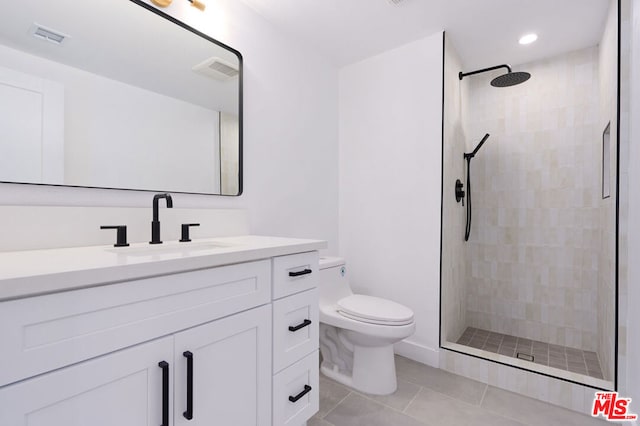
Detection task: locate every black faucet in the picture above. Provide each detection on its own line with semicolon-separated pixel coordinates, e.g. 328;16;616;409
150;193;173;244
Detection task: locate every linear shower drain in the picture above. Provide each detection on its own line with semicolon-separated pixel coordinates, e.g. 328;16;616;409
516;353;534;362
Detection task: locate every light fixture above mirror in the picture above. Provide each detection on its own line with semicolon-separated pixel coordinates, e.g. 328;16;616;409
151;0;206;11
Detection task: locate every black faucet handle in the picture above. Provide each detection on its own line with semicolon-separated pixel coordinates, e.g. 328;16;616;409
180;223;200;243
100;225;130;247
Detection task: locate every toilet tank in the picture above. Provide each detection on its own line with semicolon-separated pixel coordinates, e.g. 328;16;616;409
319;257;353;305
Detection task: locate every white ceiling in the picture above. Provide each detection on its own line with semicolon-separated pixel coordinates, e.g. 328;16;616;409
239;0;611;69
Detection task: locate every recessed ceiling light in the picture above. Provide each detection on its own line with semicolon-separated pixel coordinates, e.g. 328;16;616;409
519;33;538;45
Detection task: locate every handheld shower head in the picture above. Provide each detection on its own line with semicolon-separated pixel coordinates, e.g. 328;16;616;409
465;133;490;159
461;133;489;242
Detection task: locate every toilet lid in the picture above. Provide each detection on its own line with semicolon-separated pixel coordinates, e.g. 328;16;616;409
337;295;414;326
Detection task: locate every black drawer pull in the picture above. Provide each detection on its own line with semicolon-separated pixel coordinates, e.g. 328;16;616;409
158;361;169;426
183;351;194;420
289;385;312;403
289;319;312;332
289;269;312;277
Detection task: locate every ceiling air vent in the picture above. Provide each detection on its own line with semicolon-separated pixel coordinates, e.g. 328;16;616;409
30;23;69;45
387;0;407;5
192;57;239;81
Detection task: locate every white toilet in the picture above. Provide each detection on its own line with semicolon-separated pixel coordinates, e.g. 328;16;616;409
318;257;416;395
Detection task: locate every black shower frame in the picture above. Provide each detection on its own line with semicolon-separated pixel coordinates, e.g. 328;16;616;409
438;0;622;392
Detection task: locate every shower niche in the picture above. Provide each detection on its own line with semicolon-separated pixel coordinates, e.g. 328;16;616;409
440;0;619;391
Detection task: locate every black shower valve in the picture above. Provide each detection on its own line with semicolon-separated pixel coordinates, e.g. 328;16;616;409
455;179;465;205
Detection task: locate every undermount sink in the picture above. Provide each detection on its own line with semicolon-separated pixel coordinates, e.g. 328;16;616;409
106;241;233;256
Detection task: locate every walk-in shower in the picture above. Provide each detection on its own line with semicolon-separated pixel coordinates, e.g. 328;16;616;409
440;2;619;392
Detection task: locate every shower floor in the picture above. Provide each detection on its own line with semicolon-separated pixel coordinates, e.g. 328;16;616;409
456;327;604;380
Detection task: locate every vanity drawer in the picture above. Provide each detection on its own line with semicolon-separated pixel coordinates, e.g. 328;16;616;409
0;260;271;387
273;288;319;373
272;351;319;426
272;251;319;299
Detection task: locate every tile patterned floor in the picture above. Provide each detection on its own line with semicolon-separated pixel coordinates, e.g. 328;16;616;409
309;355;612;426
456;327;605;379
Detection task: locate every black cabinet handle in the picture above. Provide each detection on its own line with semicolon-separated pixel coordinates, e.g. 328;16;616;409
183;351;194;420
289;319;312;332
289;385;312;403
158;361;169;426
289;269;312;277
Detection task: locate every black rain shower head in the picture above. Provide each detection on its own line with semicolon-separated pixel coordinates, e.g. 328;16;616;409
491;71;531;87
459;64;531;87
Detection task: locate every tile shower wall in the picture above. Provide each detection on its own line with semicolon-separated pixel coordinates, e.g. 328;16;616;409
441;34;467;344
596;0;618;383
462;47;601;352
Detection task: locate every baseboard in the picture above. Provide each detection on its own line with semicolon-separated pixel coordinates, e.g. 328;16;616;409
394;339;439;367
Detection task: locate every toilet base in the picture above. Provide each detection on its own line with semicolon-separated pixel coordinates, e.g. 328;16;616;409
319;324;399;395
352;343;398;395
321;344;398;395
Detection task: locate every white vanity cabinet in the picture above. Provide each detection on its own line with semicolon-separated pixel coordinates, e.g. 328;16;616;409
173;305;271;426
0;237;324;426
271;252;320;426
0;306;271;426
0;336;174;426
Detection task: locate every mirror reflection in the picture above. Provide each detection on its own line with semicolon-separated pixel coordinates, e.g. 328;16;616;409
0;0;242;195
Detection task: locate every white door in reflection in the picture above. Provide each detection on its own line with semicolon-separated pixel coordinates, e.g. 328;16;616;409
0;65;63;185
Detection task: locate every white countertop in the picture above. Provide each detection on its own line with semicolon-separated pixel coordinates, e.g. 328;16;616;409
0;235;327;301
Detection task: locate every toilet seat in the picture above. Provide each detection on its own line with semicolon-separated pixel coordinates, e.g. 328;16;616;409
337;294;414;326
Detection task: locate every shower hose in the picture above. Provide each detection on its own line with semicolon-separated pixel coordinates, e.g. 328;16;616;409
464;156;472;241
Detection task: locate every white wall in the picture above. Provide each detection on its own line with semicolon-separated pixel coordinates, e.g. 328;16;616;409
63;70;221;194
338;33;443;365
0;0;339;253
0;45;222;193
625;0;640;405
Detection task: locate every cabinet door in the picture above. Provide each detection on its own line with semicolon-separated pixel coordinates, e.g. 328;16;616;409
0;337;173;426
174;305;272;426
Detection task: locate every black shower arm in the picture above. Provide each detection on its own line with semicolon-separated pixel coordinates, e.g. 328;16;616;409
459;64;512;81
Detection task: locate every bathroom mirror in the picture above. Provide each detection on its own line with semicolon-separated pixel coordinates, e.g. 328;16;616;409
0;0;242;195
